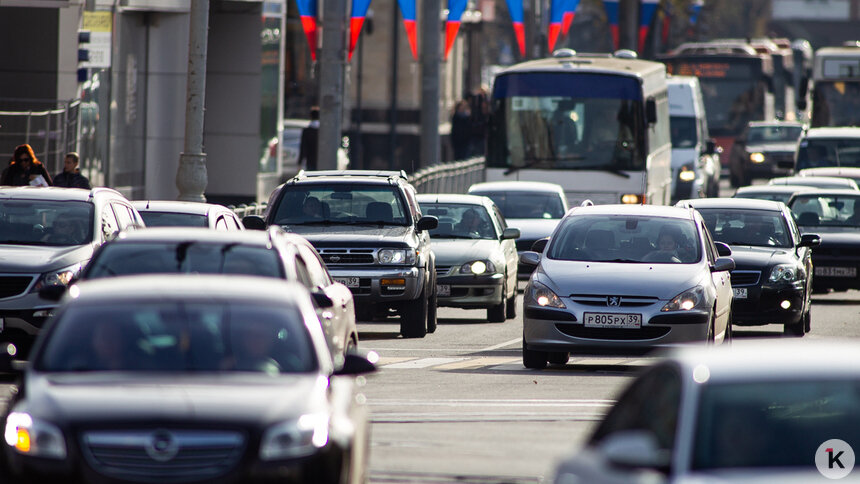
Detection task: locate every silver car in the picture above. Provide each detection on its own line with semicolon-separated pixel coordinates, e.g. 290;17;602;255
520;204;734;369
417;194;520;322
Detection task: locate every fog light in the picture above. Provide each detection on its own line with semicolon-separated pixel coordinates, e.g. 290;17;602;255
750;152;765;163
780;300;791;309
381;278;406;290
679;169;696;182
621;194;644;204
15;429;30;453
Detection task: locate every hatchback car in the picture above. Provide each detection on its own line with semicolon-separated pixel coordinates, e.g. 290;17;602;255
77;227;358;362
768;175;859;190
417;194;519;322
519;204;734;369
732;184;815;204
553;341;860;483
132;200;243;230
679;198;820;336
1;275;375;484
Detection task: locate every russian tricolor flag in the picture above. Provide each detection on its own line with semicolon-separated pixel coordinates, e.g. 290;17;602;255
444;0;468;60
296;0;318;61
397;0;418;60
603;0;619;50
638;0;660;52
547;0;565;52
690;0;703;25
504;0;526;58
348;0;372;61
562;0;580;37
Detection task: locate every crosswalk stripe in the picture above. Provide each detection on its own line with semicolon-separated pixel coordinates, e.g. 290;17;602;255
383;357;467;369
433;357;520;370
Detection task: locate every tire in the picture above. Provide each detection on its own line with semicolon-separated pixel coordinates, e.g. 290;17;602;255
426;286;438;334
522;339;548;369
548;352;569;365
505;279;517;319
724;319;733;345
400;286;428;338
784;320;804;337
706;313;715;345
487;282;507;323
803;307;811;333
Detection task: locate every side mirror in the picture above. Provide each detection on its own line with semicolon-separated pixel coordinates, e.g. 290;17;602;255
417;215;439;232
519;251;541;267
799;233;821;248
598;431;671;471
714;242;732;257
645;98;657;124
531;237;549;253
38;285;67;302
333;350;378;376
242;215;267;230
711;257;735;272
501;227;521;240
311;291;334;308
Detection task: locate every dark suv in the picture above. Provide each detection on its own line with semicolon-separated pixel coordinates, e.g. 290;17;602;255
245;170;439;338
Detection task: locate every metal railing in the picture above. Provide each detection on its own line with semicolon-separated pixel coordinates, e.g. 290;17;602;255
0;99;81;174
229;202;268;219
409;157;485;194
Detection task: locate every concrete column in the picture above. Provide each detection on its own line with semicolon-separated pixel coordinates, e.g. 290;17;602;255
176;0;209;201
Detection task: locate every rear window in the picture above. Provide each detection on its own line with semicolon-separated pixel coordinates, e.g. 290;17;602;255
796;137;860;170
697;208;792;247
273;183;411;226
473;191;566;219
139;211;208;228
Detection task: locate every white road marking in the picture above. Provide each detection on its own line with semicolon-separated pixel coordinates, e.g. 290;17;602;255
383;357;467;369
479;337;522;352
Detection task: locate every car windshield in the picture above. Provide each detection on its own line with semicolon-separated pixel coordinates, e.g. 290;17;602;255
697;209;792;248
474;191;566;219
139;211;208;228
746;125;802;144
796;138;860;170
0;200;94;246
35;301;316;374
547;215;701;263
85;242;284;278
692;379;860;470
273;184;411;226
423;203;496;240
789;195;860;228
670;116;698;149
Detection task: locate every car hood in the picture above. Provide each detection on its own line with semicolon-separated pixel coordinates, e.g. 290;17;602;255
282;224;416;248
431;239;501;266
506;218;561;242
725;245;795;270
0;243;94;273
745;142;797;153
537;260;704;299
23;373;328;427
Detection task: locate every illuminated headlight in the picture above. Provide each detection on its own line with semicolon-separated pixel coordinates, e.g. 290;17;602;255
527;281;566;309
621;194;644;204
769;264;799;283
35;263;82;290
378;249;415;264
459;260;495;275
259;414;330;461
749;152;765;163
4;412;67;459
678;164;696;182
662;286;706;312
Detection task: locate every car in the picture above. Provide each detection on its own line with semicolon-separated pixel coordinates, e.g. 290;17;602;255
1;275;376;484
787;188;860;292
74;227;358;362
467;181;569;279
243;170;439;338
0;186;144;357
797;166;860;187
794;126;860;173
728;121;804;187
667;76;721;201
518;204;734;369
732;184;816;204
552;341;860;484
677;198;820;336
132;200;244;230
768;175;859;190
416;194;520;322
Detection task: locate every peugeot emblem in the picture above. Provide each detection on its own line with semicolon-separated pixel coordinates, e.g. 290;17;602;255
330;255;341;263
144;429;179;462
607;296;621;307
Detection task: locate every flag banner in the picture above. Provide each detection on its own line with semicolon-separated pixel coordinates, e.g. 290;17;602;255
348;0;372;60
548;0;564;51
690;0;703;25
504;0;526;57
602;0;619;50
444;0;468;60
296;0;318;60
562;0;579;36
638;0;660;52
396;0;418;59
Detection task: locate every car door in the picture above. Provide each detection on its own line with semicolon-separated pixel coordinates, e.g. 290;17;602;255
786;208;813;304
298;244;354;357
702;221;732;338
492;203;518;297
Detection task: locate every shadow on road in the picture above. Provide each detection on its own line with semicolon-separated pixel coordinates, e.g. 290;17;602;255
357;331;403;341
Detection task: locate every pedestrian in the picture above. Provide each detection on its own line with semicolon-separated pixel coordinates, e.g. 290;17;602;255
299;106;320;172
1;144;52;186
450;100;472;160
468;87;490;157
52;152;91;189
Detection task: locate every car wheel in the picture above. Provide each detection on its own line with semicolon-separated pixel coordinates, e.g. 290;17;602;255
706;313;715;344
487;282;507;323
784;320;804;337
724;318;733;344
505;279;517;319
548;352;569;365
522;338;547;370
426;286;438;334
803;307;811;333
401;286;428;338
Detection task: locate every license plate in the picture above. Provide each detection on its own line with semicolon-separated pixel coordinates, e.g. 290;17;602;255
334;277;360;288
733;288;747;299
815;266;857;278
583;312;641;329
436;284;451;296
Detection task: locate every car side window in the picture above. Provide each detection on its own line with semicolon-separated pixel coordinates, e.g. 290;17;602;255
215;217;229;231
786;210;802;245
101;205;119;241
403;184;421;221
111;202;135;230
228;213;243;230
492;204;507;232
298;245;332;288
701;223;717;264
294;256;313;288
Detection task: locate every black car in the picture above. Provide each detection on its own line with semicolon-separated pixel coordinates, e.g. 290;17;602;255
244;170;439;338
728;121;803;188
1;275;375;484
678;198;820;336
787;189;860;293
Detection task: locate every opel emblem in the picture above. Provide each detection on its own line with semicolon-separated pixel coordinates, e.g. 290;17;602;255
607;296;621;307
330;255;341;263
144;429;179;462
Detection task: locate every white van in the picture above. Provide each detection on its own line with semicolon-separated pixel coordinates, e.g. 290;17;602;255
667;76;721;203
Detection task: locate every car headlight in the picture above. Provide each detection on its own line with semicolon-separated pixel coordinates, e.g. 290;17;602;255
662;286;706;312
749;152;765;163
527;281;566;309
35;263;82;290
769;264;799;283
259;413;330;461
378;249;415;264
678;164;696;182
459;260;496;275
4;412;67;459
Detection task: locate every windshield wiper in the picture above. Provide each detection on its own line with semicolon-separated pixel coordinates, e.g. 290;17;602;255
433;234;479;239
595;258;642;263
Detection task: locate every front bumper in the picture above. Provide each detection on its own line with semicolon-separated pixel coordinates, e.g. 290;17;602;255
0;291;57;337
730;284;805;326
327;266;424;307
436;273;504;309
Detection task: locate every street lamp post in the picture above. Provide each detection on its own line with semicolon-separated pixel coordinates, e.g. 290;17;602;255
176;0;209;202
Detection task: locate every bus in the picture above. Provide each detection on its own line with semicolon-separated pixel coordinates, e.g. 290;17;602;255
811;43;860;128
485;50;672;206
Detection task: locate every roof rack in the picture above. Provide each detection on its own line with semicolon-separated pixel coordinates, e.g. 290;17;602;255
292;170;409;182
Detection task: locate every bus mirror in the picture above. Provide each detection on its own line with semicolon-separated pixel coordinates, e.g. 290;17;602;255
646;99;657;124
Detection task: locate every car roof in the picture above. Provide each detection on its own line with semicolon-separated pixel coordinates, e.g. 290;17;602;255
681;198;785;212
799;167;860;175
132;200;231;215
0;186;120;202
747;120;804;128
734;185;816;194
570;204;695;220
769;176;858;187
468;181;565;194
803;127;860;139
111;227;274;245
788;188;860;198
416;193;491;206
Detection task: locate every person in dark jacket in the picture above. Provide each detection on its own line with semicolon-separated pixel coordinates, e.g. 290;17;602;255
450;100;472;160
52;152;91;189
1;144;52;186
299;106;319;171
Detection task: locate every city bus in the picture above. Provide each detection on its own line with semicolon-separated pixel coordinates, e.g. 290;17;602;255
485;50;672;206
811;43;860;127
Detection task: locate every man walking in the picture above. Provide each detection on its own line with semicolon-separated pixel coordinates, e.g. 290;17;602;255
53;152;91;189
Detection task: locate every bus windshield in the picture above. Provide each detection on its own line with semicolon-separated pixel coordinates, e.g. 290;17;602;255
698;78;766;136
811;82;860;127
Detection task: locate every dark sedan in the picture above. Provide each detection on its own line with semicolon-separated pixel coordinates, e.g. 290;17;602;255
1;275;375;484
678;198;820;336
728;121;803;187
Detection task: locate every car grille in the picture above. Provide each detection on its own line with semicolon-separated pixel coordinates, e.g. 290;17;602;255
516;239;539;252
569;294;659;307
555;324;670;340
318;248;375;264
0;275;35;299
81;430;245;483
436;265;454;275
731;270;761;286
769;152;794;164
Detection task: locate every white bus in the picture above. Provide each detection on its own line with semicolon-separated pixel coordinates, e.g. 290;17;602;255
485;49;672;206
811;42;860;128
